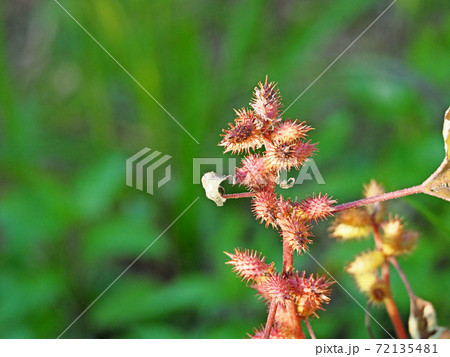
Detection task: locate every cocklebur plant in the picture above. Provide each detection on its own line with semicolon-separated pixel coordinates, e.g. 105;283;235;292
332;180;449;339
329;108;450;339
203;77;335;339
202;77;450;338
332;181;415;338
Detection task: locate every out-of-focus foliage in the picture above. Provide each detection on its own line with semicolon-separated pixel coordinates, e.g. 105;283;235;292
0;0;449;338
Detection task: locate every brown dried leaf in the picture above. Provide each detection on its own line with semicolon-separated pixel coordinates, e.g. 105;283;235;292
421;106;450;202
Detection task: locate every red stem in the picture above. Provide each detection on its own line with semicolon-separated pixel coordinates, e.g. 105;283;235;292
388;257;415;300
371;221;384;251
372;220;408;339
333;185;424;212
372;222;390;284
222;192;255;199
282;234;304;338
304;319;316;339
286;300;306;339
384;296;408;339
263;303;278;339
222;184;424;210
282;237;294;274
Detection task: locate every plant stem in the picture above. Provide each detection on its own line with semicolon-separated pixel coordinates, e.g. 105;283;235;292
286;300;306;339
222;191;255;199
263;303;278;339
333;185;424;213
282;236;305;338
372;220;408;339
282;237;294;274
304;319;316;339
371;221;384;251
223;183;425;208
384;295;408;339
389;257;415;300
371;222;390;284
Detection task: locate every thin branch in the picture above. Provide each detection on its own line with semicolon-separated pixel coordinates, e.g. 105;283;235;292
282;234;305;338
263;303;278;339
286;300;306;339
371;220;384;251
384;295;409;339
282;237;294;274
372;219;407;339
372;221;390;285
304;319;316;339
333;185;424;213
222;191;255;199
388;257;416;300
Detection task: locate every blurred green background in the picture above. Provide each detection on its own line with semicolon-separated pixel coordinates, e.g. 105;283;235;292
1;0;449;338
